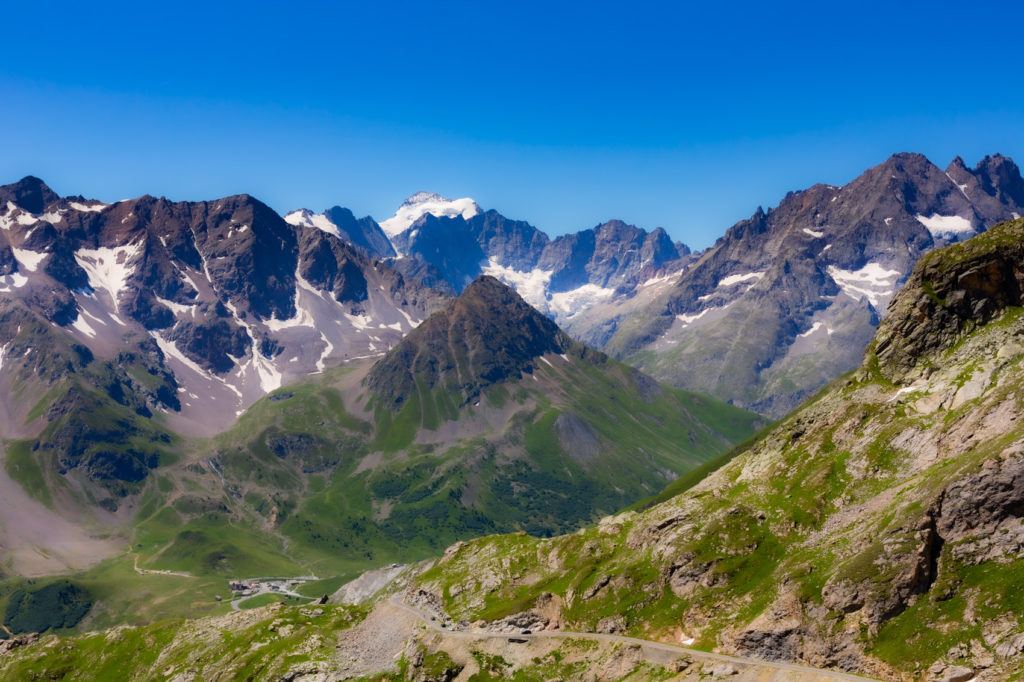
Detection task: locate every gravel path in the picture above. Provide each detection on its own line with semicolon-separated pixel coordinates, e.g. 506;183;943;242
390;596;878;681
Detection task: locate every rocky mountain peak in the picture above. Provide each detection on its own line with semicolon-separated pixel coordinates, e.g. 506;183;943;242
973;154;1024;204
364;275;577;410
322;206;397;258
946;155;968;172
402;191;449;206
880;151;934;172
0;176;62;214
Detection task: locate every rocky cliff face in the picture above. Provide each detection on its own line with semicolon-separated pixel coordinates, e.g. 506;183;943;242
604;153;1024;417
873;218;1024;381
406;217;1024;680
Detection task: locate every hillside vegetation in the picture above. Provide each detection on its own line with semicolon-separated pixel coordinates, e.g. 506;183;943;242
405;218;1024;680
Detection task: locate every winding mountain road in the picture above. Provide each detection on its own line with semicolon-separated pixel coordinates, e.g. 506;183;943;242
389;597;877;681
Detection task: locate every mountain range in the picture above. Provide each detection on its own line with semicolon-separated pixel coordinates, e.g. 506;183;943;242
0;177;446;438
4;153;1017;433
0;180;757;610
287;191;694;322
603;153;1024;416
0;153;1018;545
289;154;1024;419
3;194;1024;679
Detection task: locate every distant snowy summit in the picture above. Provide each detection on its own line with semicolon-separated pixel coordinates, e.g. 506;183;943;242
283;193;691;327
379;192;481;239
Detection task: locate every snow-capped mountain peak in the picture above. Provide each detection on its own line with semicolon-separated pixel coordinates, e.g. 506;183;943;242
379;192;481;238
283;208;340;238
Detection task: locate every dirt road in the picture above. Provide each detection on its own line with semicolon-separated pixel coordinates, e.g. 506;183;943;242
390;596;877;681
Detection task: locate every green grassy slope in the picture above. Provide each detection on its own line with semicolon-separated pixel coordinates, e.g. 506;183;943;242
147;352;759;582
408;219;1024;679
0;277;759;633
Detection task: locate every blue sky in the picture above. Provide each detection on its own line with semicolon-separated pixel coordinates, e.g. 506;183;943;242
2;1;1022;248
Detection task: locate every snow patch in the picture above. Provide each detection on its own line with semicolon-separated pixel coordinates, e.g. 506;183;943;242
482;255;616;319
397;308;421;329
548;283;615;320
888;384;925;403
345;313;372;330
718;271;764;287
74;241;144;311
181;271;203;295
153;333;211;378
481;258;552;310
316;332;335;372
798;321;833;338
71;314;98;338
79;307;108;327
153;332;245;399
11;248;48;272
539;356;554;368
915;214;974;238
221;293;287;394
156;297;196;316
69;201;108;213
638;273;677;288
803;228;824;238
247;350;283;393
946;172;970;200
827;262;901;307
379;192;481;238
264;284;317;331
284;209;341;238
677;309;712;325
0;272;28;292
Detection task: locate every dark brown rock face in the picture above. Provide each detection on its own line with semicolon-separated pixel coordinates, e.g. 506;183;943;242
0;177;445;375
874;217;1024;380
938;453;1024;564
364;276;582;409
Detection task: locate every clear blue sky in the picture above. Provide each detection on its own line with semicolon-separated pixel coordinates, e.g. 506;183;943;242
2;1;1021;249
